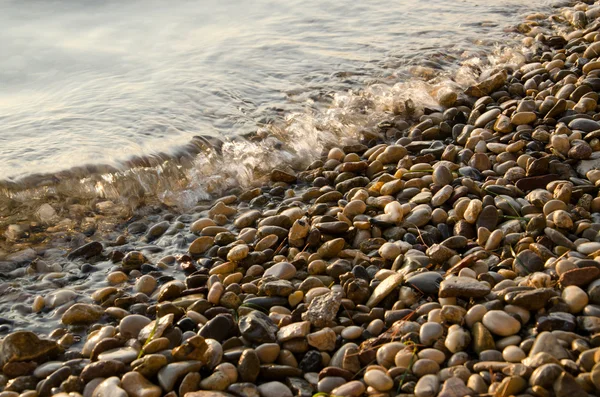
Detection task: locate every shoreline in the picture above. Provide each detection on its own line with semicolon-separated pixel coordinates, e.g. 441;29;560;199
0;1;543;248
3;1;600;397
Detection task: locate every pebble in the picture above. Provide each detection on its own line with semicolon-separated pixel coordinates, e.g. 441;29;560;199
415;374;440;397
7;5;600;397
107;271;128;285
121;372;161;397
263;262;296;280
562;285;589;313
364;369;394;391
91;377;127;397
0;331;59;364
134;275;157;295
317;376;346;393
366;273;403;307
420;322;443;346
340;326;362;340
439;276;491;298
237;350;260;382
189;236;215;254
157;361;203;392
306;327;336;351
61;303;104;325
255;343;280;363
528;332;569;360
330;380;365;397
503;345;526;363
258;381;293;397
119;315;151;339
482;310;521;336
419;348;445;365
445;327;471;353
131;354;167;378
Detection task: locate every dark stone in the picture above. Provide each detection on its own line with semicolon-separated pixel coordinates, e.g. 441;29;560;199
67;241;103;260
271;169;296;183
484;185;515;197
37;367;72;397
440;236;468;250
494;195;521;217
544;228;576;250
326;260;352;280
141;264;159;273
351;266;370;281
243;297;288;310
526;215;547;235
403;233;418;245
318;367;354;381
343;278;370;305
577;316;600;333
315;222;349;234
4;376;38;393
80;263;96;273
199;314;236;342
122;251;147;270
177;318;198;333
458;166;483;180
186;274;209;289
437;223;450;240
187;299;212;314
514;250;544;276
536;312;576;332
259;364;303;380
405;272;443;295
61;375;85;393
128;221;148;234
286;377;314;397
568;118;600;133
261;280;294;297
62;358;87;375
227;383;259;397
299;350;323;373
90;338;123;361
384;309;418;326
454;220;476;239
335;176;370;194
505;288;556;310
530;363;563;388
238;311;278;344
526;157;550;176
515;174;560;192
237;349;260;383
584;304;600;317
146;221;170;240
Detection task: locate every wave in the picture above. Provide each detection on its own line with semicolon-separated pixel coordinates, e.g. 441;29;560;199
0;3;556;237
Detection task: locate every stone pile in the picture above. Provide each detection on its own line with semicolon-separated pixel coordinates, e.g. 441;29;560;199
4;1;600;397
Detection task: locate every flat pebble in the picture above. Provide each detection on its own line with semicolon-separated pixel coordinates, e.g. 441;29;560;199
482;310;521;336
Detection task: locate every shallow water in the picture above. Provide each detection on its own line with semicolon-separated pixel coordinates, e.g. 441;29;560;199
1;0;550;186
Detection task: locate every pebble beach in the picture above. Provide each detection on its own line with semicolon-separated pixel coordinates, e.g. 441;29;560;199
5;1;600;397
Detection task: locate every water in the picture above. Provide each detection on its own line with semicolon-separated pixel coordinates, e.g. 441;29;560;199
0;0;551;209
